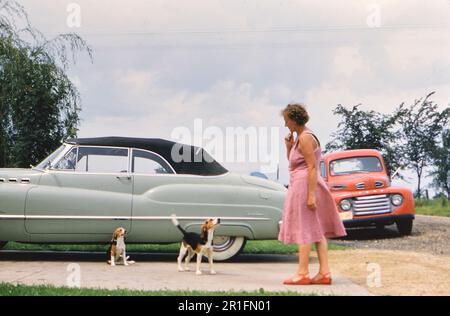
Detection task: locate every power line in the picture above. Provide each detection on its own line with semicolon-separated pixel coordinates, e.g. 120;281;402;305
56;23;450;38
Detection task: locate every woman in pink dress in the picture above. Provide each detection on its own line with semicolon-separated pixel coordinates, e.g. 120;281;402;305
278;103;347;285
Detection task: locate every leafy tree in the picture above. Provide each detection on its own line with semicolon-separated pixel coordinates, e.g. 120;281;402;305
430;129;450;200
325;104;403;177
396;92;450;198
0;0;92;167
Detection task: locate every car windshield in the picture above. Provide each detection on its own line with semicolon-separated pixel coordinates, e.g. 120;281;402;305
35;145;67;170
330;156;382;176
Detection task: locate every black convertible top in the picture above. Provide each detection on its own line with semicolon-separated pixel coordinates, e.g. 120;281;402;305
65;137;228;176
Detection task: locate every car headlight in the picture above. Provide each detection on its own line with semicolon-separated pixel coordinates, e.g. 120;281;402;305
339;199;352;211
391;194;403;206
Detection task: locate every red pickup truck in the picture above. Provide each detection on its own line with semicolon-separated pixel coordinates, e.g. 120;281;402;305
320;149;415;235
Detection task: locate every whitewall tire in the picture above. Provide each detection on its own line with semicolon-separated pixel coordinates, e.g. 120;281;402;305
212;236;246;261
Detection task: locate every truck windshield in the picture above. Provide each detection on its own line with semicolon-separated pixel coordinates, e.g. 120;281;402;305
330;156;382;176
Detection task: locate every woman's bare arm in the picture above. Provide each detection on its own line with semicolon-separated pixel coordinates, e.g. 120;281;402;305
298;133;319;210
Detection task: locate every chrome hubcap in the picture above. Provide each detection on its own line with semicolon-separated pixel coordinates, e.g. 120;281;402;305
213;236;235;252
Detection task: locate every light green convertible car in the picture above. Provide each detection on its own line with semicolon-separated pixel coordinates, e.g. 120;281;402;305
0;137;286;260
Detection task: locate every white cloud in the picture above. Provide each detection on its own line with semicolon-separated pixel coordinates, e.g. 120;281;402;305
108;71;287;128
384;29;450;73
333;46;375;79
115;69;159;93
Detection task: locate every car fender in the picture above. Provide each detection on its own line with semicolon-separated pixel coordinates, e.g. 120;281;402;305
0;182;35;241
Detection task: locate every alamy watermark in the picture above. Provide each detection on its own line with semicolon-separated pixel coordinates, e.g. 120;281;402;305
66;2;81;28
171;119;280;174
366;262;382;288
66;263;81;288
366;4;381;28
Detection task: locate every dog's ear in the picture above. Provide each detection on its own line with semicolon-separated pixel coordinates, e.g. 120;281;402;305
201;224;208;239
112;228;119;240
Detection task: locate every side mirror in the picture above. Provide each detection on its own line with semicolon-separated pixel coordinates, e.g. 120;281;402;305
43;161;53;172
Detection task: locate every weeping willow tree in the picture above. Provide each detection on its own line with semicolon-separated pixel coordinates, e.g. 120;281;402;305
0;0;92;167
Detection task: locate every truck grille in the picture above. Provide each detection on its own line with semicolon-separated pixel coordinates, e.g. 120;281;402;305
353;194;391;216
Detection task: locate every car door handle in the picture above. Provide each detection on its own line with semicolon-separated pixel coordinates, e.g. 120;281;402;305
116;176;132;180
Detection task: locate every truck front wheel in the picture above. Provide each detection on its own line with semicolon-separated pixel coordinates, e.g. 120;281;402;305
396;219;413;236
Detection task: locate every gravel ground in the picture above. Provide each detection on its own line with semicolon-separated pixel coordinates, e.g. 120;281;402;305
330;215;450;256
323;215;450;296
327;249;450;296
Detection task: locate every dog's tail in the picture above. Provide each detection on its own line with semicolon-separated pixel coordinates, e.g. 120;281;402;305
171;214;187;235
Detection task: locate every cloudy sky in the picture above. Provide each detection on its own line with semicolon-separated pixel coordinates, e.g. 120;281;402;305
16;0;450;190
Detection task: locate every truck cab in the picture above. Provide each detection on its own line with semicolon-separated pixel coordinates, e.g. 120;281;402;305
320;149;415;235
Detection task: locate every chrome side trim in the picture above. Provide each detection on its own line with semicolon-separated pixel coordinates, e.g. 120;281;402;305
131;216;269;221
44;144;229;178
46;170;231;178
131;148;177;174
0;215;269;221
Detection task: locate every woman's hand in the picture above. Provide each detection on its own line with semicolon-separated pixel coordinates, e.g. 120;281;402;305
285;132;294;148
307;195;317;211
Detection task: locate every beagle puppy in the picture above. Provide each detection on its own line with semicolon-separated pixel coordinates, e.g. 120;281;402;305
107;227;134;266
171;214;220;275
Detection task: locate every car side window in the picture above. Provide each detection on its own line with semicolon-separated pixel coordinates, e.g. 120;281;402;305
132;149;173;174
320;161;326;179
53;147;78;170
76;147;129;173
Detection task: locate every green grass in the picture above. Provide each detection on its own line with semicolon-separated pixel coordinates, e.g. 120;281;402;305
243;240;346;253
3;240;346;253
0;283;318;296
414;197;450;217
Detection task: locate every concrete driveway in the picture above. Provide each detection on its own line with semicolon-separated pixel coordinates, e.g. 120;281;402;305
0;251;371;295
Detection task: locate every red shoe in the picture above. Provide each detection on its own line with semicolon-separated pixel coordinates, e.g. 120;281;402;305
311;272;332;285
283;273;311;285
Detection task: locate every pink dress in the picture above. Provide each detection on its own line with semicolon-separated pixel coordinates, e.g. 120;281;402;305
278;131;347;245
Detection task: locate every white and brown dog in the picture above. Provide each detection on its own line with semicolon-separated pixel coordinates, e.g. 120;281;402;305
171;215;220;275
107;227;135;266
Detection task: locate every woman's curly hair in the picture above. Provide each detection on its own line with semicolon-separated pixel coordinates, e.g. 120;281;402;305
282;103;309;126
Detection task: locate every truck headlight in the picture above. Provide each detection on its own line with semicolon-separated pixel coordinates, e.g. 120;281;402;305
339;199;352;211
391;194;403;206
